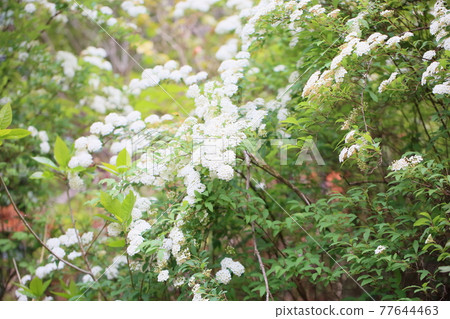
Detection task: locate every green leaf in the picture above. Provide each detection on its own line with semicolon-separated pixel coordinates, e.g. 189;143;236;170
438;266;450;273
95;214;119;223
30;171;44;179
116;148;131;172
0;128;30;139
368;90;379;102
0;129;12;137
0;103;12;130
99;162;118;174
100;192;123;223
106;238;126;247
413;218;430;227
32;156;58;170
413;240;419;254
30;171;54;180
120;191;136;226
29;277;50;298
205;202;214;212
54;136;71;168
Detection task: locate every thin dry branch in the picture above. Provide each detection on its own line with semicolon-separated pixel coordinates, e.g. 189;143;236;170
244;151;272;301
0;175;90;274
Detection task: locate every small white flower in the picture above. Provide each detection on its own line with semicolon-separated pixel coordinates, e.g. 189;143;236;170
216;269;232;284
24;3;36;14
425;234;434;244
422;50;436;61
68;251;82;260
157;270;169;282
374;245;387;255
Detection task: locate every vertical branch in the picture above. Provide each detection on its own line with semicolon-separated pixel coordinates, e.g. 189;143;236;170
12;258;21;283
66;187;109;300
66;188;95;279
244;151;272;301
126;255;135;290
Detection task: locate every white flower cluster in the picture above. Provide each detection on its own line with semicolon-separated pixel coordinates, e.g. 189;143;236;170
127;218;151;256
380;10;394;18
55;51;80;79
302;30;392;99
24;3;36;14
390;155;423;171
173;0;220;18
82;265;102;283
215;257;245;284
216;15;242;34
105;256;127;279
239;0;280;51
107;222;122;237
216;39;239;61
42;228;93;264
421;61;442;85
121;1;147;17
81;46;112;71
339;130;365;163
339;144;361;163
90;86;130;114
129;62;208;95
385;32;413;48
309;4;325;16
68;172;84;191
430;0;450;49
15;275;31;301
28;126;50;154
157;269;169;282
422;50;436;61
67;251;82;260
378;72;399;93
156;225;191;268
432;82;450;95
35;261;65;279
374;245;387;255
191;282;209;301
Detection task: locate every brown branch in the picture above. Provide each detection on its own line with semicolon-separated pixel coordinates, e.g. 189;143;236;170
66;188;95;278
0;175;90;274
244;151;272;301
245;152;312;206
85;222;107;254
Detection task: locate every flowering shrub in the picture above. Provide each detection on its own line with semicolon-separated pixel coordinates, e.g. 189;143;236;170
0;0;448;301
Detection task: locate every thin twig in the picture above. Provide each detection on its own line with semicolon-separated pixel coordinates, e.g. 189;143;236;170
244;152;311;205
66;188;95;278
244;151;272;301
85;222;107;254
12;258;21;283
66;187;109;300
0;175;90;274
251;222;272;301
